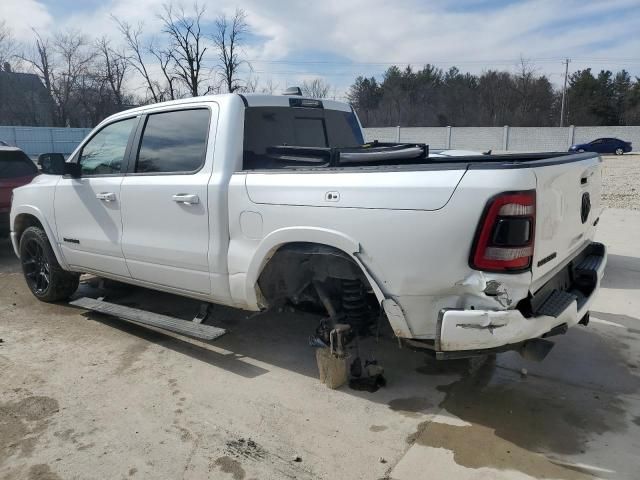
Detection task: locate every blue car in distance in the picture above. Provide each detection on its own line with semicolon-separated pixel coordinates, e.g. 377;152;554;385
569;137;632;155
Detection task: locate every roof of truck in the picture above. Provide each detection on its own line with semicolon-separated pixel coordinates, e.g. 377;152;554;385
239;93;351;112
0;146;23;153
109;93;351;122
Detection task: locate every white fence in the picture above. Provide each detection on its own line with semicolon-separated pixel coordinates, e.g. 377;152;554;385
363;125;640;152
1;124;639;157
0;126;92;157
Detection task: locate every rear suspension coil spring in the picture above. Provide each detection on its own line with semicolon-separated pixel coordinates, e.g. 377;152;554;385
341;279;369;334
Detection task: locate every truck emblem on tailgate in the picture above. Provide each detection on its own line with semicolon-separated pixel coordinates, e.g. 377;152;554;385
581;192;591;224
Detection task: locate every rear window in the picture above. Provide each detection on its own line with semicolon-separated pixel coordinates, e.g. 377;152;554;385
243;107;364;170
0;150;38;179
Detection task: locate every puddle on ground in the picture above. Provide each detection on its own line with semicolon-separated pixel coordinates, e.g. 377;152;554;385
388;397;433;418
405;327;640;478
113;342;150;375
369;425;388;432
439;331;639;454
434;363;627;456
214;456;246;480
408;421;592;479
27;463;63;480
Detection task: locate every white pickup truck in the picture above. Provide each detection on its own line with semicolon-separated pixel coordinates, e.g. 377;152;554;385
10;92;606;360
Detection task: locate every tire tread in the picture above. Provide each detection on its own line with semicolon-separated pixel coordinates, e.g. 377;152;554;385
20;226;79;302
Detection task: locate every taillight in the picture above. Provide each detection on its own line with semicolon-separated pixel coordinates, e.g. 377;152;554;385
470;190;536;272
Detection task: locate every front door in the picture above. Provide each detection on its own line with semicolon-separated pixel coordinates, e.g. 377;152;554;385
120;107;214;295
54;116;138;277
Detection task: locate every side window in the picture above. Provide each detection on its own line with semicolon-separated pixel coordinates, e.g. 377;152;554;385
135;109;210;174
79;117;137;176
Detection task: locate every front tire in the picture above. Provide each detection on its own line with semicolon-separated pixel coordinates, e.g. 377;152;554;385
19;226;79;302
615;148;624;155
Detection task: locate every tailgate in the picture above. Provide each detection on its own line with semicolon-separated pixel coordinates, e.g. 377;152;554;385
531;154;602;286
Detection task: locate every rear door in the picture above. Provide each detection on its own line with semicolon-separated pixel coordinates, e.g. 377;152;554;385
54;117;138;277
531;154;602;288
120;106;215;295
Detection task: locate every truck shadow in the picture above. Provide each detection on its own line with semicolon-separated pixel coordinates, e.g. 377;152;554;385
74;277;466;386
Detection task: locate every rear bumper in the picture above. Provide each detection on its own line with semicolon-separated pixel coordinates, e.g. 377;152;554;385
435;242;607;357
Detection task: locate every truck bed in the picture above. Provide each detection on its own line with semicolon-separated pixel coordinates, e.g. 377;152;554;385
247;142;596;172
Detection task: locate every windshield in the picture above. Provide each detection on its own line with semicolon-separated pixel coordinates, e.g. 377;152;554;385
243;106;364;170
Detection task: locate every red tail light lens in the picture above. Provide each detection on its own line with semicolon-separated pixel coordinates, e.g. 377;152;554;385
470;191;536;272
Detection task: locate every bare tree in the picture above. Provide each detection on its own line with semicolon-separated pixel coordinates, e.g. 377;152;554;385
214;8;248;93
18;31;59;125
261;78;279;95
149;41;178;101
159;3;208;97
97;37;128;105
301;78;330;98
0;20;16;66
113;17;160;103
513;56;535;123
19;31;54;97
52;32;96;126
240;74;259;93
21;31;96;126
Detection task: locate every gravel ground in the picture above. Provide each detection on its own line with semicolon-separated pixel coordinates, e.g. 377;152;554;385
601;154;640;210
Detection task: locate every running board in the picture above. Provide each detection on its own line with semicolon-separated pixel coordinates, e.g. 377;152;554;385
69;297;227;341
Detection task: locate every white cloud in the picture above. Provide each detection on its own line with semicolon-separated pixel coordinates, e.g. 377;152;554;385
4;0;640;97
0;0;53;41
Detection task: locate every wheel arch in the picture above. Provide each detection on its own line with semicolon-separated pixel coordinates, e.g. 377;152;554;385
11;207;68;269
236;227;412;337
237;227;385;308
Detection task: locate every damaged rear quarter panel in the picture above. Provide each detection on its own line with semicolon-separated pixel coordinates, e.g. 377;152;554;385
230;165;537;339
455;270;532;311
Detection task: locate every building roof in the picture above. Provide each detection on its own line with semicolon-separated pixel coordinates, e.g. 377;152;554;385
0;70;48;94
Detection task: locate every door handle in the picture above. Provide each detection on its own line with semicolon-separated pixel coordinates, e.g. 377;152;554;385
172;194;200;205
96;192;116;202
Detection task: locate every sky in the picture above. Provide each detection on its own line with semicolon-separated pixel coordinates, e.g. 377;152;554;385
1;0;639;100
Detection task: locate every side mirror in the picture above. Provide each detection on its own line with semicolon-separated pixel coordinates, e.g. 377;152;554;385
37;153;81;178
64;163;82;178
38;153;66;174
